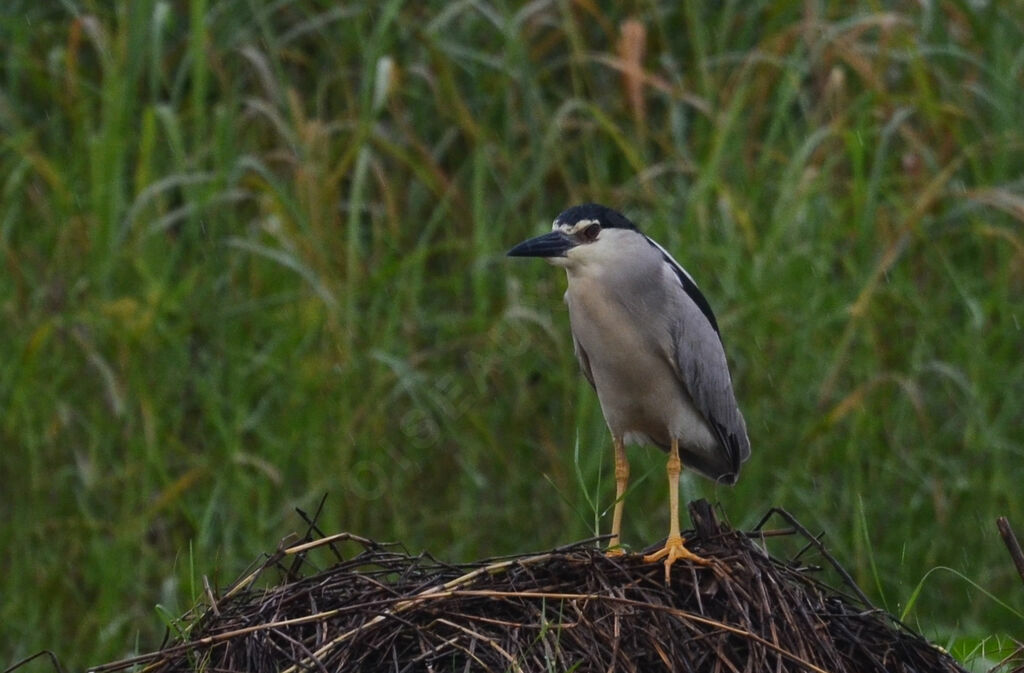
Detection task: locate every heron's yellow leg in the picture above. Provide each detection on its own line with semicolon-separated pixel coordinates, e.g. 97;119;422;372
643;437;709;581
606;436;629;556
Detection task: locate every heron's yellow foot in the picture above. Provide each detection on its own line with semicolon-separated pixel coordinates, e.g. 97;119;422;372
643;535;709;582
605;546;626;557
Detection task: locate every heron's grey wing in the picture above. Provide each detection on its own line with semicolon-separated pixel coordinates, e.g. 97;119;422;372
660;255;751;478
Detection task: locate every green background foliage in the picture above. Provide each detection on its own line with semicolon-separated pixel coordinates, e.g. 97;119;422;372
1;0;1022;669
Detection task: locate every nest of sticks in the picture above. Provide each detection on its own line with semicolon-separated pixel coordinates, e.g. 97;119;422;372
90;500;972;673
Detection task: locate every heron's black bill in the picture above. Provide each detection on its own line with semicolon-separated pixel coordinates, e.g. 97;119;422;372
507;231;574;258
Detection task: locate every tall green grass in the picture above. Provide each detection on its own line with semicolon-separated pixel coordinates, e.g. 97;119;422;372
1;1;1022;668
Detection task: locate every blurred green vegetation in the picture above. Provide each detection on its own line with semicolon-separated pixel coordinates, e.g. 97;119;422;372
1;0;1022;669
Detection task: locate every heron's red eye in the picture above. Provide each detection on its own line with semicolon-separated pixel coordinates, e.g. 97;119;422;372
581;223;600;242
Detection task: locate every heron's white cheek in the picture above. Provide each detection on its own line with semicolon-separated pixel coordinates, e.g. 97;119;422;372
563;243;616;278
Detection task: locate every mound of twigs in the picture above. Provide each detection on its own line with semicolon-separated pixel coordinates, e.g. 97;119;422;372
89;501;968;673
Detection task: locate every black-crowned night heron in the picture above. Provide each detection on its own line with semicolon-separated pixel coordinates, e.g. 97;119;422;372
508;203;750;581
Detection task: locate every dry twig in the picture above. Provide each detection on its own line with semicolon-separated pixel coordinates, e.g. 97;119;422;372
86;501;968;673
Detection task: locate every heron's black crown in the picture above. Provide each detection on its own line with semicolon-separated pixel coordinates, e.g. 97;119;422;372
555;203;638;231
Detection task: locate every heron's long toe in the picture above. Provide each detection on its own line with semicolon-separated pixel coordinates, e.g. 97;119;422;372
643;535;709;582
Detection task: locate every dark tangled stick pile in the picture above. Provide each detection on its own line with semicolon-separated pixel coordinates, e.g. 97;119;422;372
89;501;969;673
